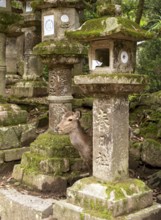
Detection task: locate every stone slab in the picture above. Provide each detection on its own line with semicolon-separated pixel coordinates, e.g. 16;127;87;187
0;187;55;220
53;200;161;220
67;177;153;217
4;146;30;162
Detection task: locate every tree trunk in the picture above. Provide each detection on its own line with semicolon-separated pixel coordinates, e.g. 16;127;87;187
135;0;145;24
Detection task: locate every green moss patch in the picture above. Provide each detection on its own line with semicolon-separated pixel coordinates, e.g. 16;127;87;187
105;179;148;201
30;132;80;158
33;39;87;56
66;16;153;41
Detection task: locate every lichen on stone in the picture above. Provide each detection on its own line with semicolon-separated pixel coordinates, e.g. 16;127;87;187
66;16;154;42
33;39;87;56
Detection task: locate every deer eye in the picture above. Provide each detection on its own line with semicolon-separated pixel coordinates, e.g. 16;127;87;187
68;118;73;121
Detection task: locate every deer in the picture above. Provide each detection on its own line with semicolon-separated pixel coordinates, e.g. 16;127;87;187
56;111;92;174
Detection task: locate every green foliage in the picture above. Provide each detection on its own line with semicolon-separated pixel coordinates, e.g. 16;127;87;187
137;38;161;92
42;65;49;81
11;0;22;9
83;1;98;21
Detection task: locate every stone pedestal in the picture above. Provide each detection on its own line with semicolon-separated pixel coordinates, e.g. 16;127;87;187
6;37;21;86
93;96;129;181
0;33;6;96
11;10;47;97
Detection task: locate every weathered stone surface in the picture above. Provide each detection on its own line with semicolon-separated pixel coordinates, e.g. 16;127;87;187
74;74;147;96
92;97;129;181
0;151;4;164
30;132;80;158
0;126;21;149
67;177;153;218
12;80;47;97
24;173;67;193
0;33;6;96
141;139;161;167
0;104;27;126
67;16;153;42
53;200;161;220
0;123;37;150
4;147;29;162
12;164;24;181
0;187;55;220
21;123;37;146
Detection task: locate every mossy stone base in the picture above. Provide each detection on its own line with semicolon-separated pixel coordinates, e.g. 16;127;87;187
52;177;156;219
11;81;47;98
12;132;88;193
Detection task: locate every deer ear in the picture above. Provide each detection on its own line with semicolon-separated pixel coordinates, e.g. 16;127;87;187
74;111;81;120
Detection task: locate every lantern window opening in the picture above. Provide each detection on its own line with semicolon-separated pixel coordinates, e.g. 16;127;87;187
95;48;110;68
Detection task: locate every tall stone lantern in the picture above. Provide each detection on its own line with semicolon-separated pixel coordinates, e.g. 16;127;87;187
12;0;87;194
33;0;86;132
11;0;47;97
0;0;11;95
0;0;22;95
53;2;161;220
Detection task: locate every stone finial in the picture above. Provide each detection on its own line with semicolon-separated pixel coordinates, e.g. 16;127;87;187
96;0;122;16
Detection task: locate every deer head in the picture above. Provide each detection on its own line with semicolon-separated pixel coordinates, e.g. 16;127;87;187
56;111;81;134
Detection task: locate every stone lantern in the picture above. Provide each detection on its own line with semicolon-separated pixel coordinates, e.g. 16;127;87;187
33;0;86;132
12;0;87;194
11;0;47;97
0;0;23;95
53;2;161;220
0;1;37;168
0;0;11;95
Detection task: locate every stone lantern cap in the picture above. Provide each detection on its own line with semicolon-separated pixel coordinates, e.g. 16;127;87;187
66;16;154;42
18;0;41;27
74;73;148;96
0;12;23;36
33;39;87;57
30;0;84;10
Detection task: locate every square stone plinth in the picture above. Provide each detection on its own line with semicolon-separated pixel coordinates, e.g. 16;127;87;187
52;177;156;219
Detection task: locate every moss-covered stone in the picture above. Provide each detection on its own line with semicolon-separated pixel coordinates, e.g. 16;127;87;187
66;16;154;42
0;12;23;33
141;139;161;167
75;73;148;84
0;104;27;126
68;177;152;218
31;0;84;10
33;39;87;56
30;132;80;158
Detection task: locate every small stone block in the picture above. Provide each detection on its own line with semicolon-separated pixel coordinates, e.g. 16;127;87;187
4;147;30;162
22;173;67;194
12;164;24;181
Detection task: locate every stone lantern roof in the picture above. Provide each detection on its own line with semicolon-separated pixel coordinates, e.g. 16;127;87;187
0;11;23;36
30;0;84;10
66;16;154;42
